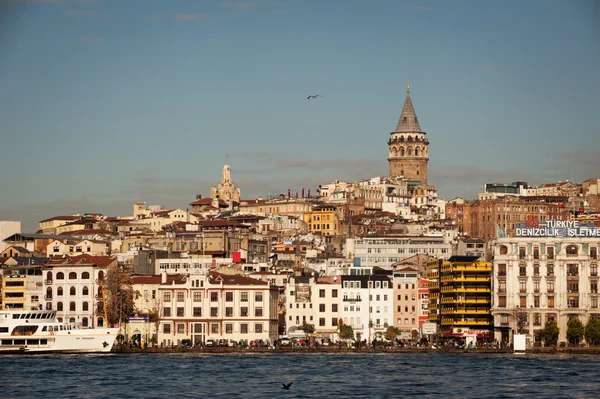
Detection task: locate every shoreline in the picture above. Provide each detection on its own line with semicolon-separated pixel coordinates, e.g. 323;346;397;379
110;346;600;355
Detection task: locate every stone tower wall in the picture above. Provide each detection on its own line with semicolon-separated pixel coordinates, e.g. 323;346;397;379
389;158;428;184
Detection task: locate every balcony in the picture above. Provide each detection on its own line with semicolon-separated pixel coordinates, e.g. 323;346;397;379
44;295;53;300
342;297;362;302
44;280;53;284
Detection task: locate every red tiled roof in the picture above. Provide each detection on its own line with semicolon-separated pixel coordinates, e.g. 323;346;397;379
61;229;113;236
45;254;116;268
131;274;186;285
209;271;267;286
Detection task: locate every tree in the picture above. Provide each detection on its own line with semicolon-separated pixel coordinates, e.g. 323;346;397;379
540;320;559;347
585;317;600;346
104;263;134;328
385;326;401;345
338;323;354;341
567;317;585;345
300;322;315;340
512;307;528;335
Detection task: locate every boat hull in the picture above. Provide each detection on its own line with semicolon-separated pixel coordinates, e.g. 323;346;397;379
0;328;120;354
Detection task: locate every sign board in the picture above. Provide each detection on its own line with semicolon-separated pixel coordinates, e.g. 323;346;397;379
421;322;437;335
513;334;527;351
295;285;311;303
516;219;600;237
354;257;361;267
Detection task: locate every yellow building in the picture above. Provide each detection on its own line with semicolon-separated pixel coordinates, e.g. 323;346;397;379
428;256;492;340
304;205;339;236
2;270;27;309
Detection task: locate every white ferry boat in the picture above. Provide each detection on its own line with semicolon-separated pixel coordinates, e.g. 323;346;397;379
0;309;119;353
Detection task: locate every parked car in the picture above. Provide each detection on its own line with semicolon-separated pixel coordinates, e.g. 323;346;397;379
279;338;291;346
205;339;215;347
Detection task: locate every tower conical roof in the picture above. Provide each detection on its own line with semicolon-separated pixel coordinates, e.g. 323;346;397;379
394;82;422;133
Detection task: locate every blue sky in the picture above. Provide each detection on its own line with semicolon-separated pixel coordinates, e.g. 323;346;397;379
1;0;599;231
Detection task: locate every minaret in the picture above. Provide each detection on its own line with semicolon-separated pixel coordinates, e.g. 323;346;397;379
388;82;429;184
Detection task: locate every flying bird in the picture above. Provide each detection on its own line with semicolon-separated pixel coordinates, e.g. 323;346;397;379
307;95;322;99
281;382;293;390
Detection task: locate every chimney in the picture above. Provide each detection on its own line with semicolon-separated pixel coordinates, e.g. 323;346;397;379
196;194;202;200
161;271;167;284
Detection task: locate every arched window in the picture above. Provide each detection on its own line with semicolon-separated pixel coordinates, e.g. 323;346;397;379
392;147;397;157
350;317;354;326
57;302;63;311
356;317;361;326
97;317;104;327
57;272;64;280
69;272;77;279
407;147;413;156
499;246;508;255
415;148;419;156
83;302;89;312
46;302;52;310
46;287;52;299
567;245;578;256
97;287;103;297
70;286;76;296
407;136;413;142
70;302;76;312
82;317;89;327
400;147;405;156
400;169;404;176
98;271;104;282
58;317;63;322
399;136;404;142
83;286;89;296
343;317;348;325
82;271;90;279
46;271;53;282
69;317;76;323
57;287;63;296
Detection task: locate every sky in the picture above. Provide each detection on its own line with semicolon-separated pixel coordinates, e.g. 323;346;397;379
0;0;599;232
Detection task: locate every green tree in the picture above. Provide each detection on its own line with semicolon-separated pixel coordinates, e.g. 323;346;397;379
300;322;315;340
384;326;401;346
540;320;559;347
338;323;354;341
567;317;585;345
585;318;600;346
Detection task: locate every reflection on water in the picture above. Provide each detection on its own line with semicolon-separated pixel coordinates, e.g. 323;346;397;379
3;353;600;398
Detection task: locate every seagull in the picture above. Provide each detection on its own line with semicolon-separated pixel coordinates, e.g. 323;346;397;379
307;95;322;99
281;382;293;390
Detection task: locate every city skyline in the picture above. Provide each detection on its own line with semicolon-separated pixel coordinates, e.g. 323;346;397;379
1;0;599;231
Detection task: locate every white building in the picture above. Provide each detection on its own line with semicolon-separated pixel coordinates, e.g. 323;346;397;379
285;275;341;340
157;270;279;346
0;221;21;253
340;274;393;342
491;231;600;344
346;236;452;269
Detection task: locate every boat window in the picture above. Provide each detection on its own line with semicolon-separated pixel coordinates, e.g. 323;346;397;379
42;326;47;331
2;340;12;345
12;314;20;319
0;327;8;333
11;325;39;336
41;339;48;345
26;339;40;345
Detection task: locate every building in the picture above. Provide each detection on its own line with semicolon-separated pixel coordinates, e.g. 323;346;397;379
2;264;44;310
0;221;21;253
491;226;600;344
340;273;393;342
388;83;429;184
393;267;422;339
210;164;241;209
285;275;341;340
478;182;529;201
157;270;279;346
42;254;118;328
428;256;493;340
347;236;452;270
304;204;339;236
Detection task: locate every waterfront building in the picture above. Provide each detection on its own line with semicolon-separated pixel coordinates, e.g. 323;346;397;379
491;234;600;344
478;182;529;201
428;256;493;340
42;254;118;328
388;83;429;184
2;264;43;310
157;270;279;346
285;275;341;341
340;273;393;342
392;267;422;339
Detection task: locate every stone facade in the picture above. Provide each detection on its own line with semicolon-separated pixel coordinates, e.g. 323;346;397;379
388;83;429;184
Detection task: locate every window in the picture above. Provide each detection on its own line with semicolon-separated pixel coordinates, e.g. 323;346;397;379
519;265;527;277
567;264;579;276
498;280;506;293
70;287;76;296
226;292;233;302
163;324;171;334
177;307;184;317
533;265;540;276
82;286;89;296
519;247;526;259
69;272;77;279
498;296;506;307
255;292;263;302
57;272;64;280
177;292;184;302
498;264;506;276
82;271;90;279
164;308;171;317
533;247;539;260
568;280;579;293
226;307;233;317
519;281;527;293
319;289;325;298
164;292;171;303
70;302;76;312
57;287;63;296
225;324;233;334
547;246;554;259
568;296;579;308
210;292;218;302
255;307;263;317
592;247;598;259
533;313;541;326
591;264;598;277
332;289;338;298
547;264;554;276
193;307;202;317
255;323;262;333
534;296;540;308
547;280;554;293
241;292;248;302
241;307;248;317
319;318;326;326
332;318;338;326
534;280;540;293
241;324;248;334
520;296;527;307
193;292;202;302
548;296;554;308
332;304;338;312
499;246;508;255
566;245;578;256
211;324;219;334
210;307;218;317
82;302;89;311
591;281;598;294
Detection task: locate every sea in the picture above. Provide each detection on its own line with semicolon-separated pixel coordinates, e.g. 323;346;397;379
2;352;599;398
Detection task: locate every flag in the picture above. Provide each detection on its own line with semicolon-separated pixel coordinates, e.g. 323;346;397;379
558;203;565;209
579;207;585;213
497;225;506;238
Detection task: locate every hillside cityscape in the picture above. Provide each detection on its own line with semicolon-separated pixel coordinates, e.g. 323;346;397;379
2;83;599;350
